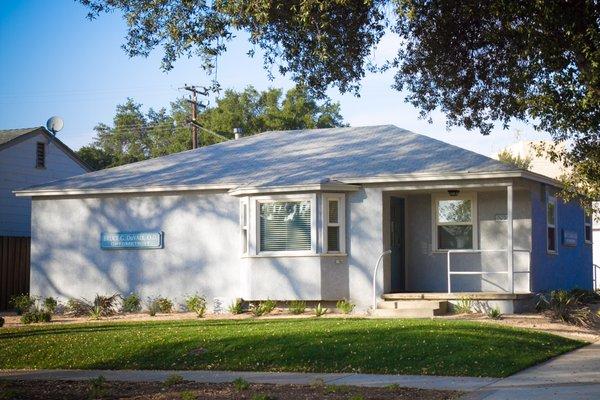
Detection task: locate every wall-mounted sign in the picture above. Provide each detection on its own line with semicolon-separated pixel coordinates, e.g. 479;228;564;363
495;214;507;222
101;231;163;250
562;230;577;247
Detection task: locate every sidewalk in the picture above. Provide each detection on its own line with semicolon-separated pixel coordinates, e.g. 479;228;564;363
0;369;496;392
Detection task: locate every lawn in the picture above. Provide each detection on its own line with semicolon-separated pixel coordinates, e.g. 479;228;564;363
0;318;584;377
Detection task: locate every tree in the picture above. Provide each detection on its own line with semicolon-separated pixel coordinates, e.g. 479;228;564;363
77;86;345;169
497;150;532;170
78;1;600;198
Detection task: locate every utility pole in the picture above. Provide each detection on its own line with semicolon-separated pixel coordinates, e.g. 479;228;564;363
182;84;208;149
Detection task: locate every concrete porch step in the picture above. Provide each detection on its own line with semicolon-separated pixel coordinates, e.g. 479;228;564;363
370;307;445;318
377;300;447;311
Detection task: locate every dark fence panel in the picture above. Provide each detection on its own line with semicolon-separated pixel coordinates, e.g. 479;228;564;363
0;236;30;311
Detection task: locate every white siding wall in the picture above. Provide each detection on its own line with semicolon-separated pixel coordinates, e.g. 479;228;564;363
0;133;87;236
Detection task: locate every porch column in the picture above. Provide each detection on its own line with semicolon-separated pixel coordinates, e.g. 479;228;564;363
507;183;514;293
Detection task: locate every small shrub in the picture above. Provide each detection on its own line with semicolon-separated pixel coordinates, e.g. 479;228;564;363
233;377;250;391
147;298;160;316
20;307;52;324
66;298;93;316
180;391;197;400
88;375;107;399
228;298;244;314
288;300;306;315
386;384;400;389
251;395;275;400
89;305;102;320
249;302;265;317
164;374;184;387
487;307;502;320
185;294;207;318
260;299;277;314
122;293;142;313
314;303;328;317
43;297;58;314
349;396;365;400
156;297;173;313
10;294;35;315
569;288;600;304
336;299;355;314
93;293;121;316
537;290;600;327
453;296;473;314
0;316;4;327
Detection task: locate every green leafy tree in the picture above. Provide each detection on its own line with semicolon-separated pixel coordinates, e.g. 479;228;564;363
497;150;532;170
78;0;600;198
77;86;344;169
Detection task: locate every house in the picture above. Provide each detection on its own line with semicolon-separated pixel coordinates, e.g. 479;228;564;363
494;140;600;290
0;126;90;310
15;125;593;314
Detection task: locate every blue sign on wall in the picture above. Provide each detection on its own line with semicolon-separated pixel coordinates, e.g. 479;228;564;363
101;231;163;250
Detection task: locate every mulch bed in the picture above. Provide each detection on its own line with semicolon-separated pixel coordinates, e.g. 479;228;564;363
0;379;461;400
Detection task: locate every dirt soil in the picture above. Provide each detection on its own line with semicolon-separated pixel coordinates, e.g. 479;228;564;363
0;379;461;400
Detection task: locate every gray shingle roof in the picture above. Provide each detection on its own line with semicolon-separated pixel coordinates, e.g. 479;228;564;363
0;127;40;146
20;125;518;193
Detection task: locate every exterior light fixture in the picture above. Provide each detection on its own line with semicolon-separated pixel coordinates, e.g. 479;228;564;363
448;189;460;197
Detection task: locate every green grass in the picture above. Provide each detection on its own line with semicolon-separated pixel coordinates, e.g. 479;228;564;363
0;318;584;377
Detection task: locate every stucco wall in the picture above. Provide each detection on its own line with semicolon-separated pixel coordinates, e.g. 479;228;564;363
0;132;87;236
530;184;593;291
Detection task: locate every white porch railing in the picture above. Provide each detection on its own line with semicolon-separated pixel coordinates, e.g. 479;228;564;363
447;249;530;294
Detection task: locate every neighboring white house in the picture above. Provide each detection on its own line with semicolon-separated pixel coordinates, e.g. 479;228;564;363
494;140;600;290
0;126;90;237
17;125;593;314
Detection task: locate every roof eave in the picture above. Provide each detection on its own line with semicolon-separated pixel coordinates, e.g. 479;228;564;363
14;183;237;197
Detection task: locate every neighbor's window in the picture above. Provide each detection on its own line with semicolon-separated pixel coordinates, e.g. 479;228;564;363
435;195;475;250
323;194;345;253
240;199;249;254
36;142;45;168
259;200;312;252
584;213;592;244
547;196;557;253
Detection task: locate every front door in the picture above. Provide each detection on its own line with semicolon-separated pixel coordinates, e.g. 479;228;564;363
390;197;405;292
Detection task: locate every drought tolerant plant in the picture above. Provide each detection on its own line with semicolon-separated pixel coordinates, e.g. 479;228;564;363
88;376;107;399
228;298;244;314
163;374;184;387
260;299;277;314
251;395;275;400
20;307;52;324
314;303;328;317
10;294;35;315
453;296;473;314
487;307;502;320
93;293;121;316
288;300;306;315
233;377;250;391
43;297;58;314
156;296;173;313
121;292;142;313
180;391;196;400
185;294;207;318
537;290;600;328
569;288;600;304
249;302;265;317
336;299;355;314
66;297;93;316
89;305;102;320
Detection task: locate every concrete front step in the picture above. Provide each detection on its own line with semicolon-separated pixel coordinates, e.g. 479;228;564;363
370;307;444;318
377;300;447;310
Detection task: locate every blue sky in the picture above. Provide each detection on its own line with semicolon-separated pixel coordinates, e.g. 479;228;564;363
0;0;551;155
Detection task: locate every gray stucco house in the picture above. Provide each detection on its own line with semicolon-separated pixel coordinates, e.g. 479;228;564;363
16;125;593;314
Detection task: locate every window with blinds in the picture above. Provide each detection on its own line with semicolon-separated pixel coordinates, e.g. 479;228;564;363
259;201;311;252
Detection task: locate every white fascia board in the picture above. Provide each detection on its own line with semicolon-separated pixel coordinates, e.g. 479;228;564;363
228;183;360;196
14;183;236;197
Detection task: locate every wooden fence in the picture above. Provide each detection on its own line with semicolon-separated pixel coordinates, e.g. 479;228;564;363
0;236;30;311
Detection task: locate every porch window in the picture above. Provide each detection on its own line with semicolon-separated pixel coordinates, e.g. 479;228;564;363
259;200;312;252
323;193;345;253
240;198;249;254
547;196;557;253
584;212;592;244
434;194;476;250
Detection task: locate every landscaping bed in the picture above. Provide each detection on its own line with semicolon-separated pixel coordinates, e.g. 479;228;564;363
0;318;584;377
0;379;460;400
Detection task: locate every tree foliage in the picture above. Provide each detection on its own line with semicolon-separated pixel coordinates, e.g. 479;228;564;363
76;86;345;169
497;150;532;170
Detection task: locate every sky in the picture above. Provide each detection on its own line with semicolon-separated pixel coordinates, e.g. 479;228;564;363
0;0;552;156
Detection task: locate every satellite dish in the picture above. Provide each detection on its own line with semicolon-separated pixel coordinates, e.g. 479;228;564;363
46;116;64;135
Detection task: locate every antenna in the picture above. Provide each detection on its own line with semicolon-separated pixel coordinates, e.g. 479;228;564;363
46;116;64;136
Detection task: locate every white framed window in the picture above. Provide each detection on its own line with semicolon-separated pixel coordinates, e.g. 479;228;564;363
240;198;249;254
584;212;592;244
432;193;477;251
547;195;557;253
255;194;317;255
323;193;346;254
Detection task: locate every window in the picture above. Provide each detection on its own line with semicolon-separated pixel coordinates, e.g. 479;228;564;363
240;199;249;254
323;194;345;253
434;194;476;250
547;195;557;253
584;212;592;244
259;200;312;252
36;142;45;168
